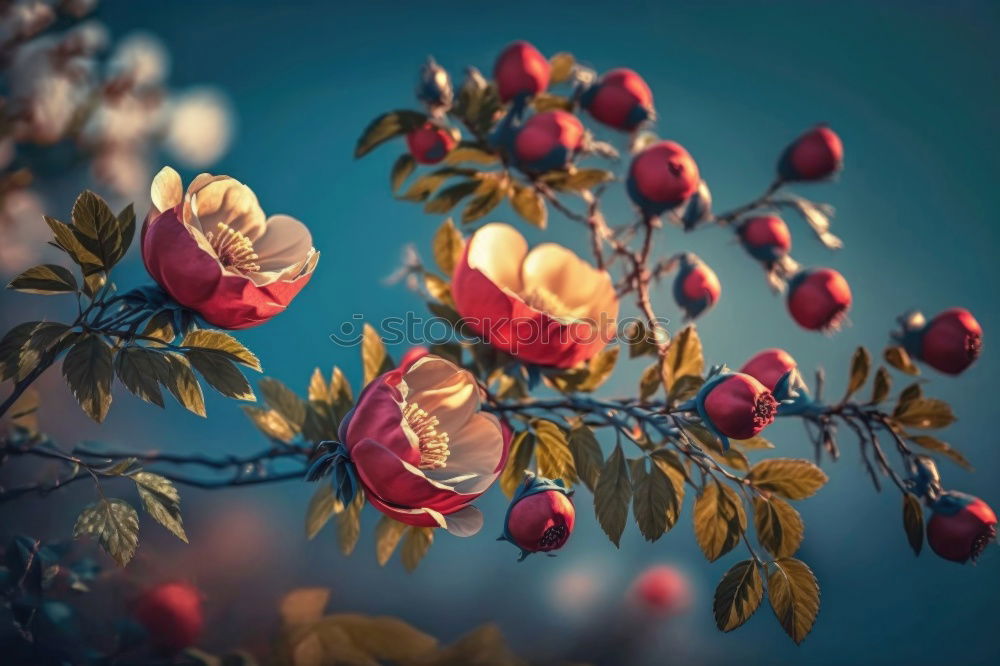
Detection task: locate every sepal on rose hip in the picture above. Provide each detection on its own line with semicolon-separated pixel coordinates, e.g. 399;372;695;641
893;308;982;376
306;440;359;507
927;491;997;564
499;471;575;562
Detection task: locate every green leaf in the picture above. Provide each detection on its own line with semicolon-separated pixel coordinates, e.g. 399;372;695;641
361;323;394;386
632;459;680;541
893;398;956;429
684;422;750;472
423;272;453;306
668;374;704;406
132;472;187;543
181;329;261;371
7;264;78;294
510;183;547;229
662;325;703;391
747;458;828;500
116;203;136;261
693;481;746;562
626;320;659;358
638;361;662;400
355;110;428;158
550;168;614;192
443;145;499;165
531;92;574;112
884;345;920;375
500;431;535;497
902;492;923;555
44;215;102;273
243;406;296;444
338;490;365;556
62;334;114;423
399;167;475;202
424;179;481;214
114;346;169;407
186;350;255;400
532;419;576;484
161;353;207;417
401;526;434;572
82;271;107;297
870;366;892;404
549;52;575;84
461;178;505;224
375;516;408;566
258;377;306;430
904;434;972;471
894;382;924;414
594;444;631;547
306;482;342;540
390;153;416;193
73;498;139;567
577;347;619;392
714;560;764;632
568;425;603;492
843;346;870;401
142;310;176;344
0;322;41;380
18;321;71;378
432;218;464;275
752;495;804;558
72;190;122;270
767;558;820;644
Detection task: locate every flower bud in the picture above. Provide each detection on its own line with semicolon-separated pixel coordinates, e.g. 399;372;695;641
928;492;997;564
513;110;584;172
627;140;700;215
494;40;550;103
786;268;852;332
628;565;692;617
672;253;720;320
416;56;453;110
740;348;797;392
500;472;575;561
899;308;982;376
580;68;654;131
738;215;792;264
777;124;843;182
696;372;777;442
134;582;204;653
405;123;458;164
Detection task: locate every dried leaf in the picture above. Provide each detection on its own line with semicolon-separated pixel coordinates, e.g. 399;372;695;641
752;495;803;558
870;366;892;404
905;434;972;471
747;459;828;500
532;419;576;484
884;345;920;375
843;346;870;401
767;558;820;644
662;325;703;391
693;481;746;561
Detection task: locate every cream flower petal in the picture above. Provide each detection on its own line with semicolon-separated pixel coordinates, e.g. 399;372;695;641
425;412;505;492
466;222;529;293
404;356;481;435
190;178;266;241
443;505;484;537
521;243;619;322
150;166;182;214
254;215;314;271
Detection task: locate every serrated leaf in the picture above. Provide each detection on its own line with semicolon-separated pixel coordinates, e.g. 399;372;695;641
568;425;603;492
375;516;408;566
668;373;704;406
714;560;764;632
747;458;828;500
767;558;820;644
870;366;892;404
337;489;365;556
894;398;956;429
432;218;464;275
116;203;136;261
259;377;306;429
186;350;255;400
115;347;169;407
133;472;187;543
72;190;122;270
500;431;535;497
181;329;261;371
594;445;631;547
510;183;547;229
549;52;575;84
843;346;870;401
424;179;481;214
161;353;206;417
62;334;114;423
18;321;70;378
685;422;750;471
142;310;176;344
7;264;78;294
390;153;416;193
44;216;102;273
361;323;394;386
884;345;920;375
401;527;434;572
904;434;972;471
355;110;428;158
461;178;505;224
306;482;343;539
753;495;803;558
244;406;296;444
902;492;923;555
632;460;680;541
693;481;746;561
662;325;703;391
533;419;576;484
0;322;41;380
73;499;139;567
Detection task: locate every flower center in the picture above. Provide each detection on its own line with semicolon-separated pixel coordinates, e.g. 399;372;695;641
521;285;573;319
404;402;450;470
966;333;983;361
205;222;261;273
753;392;779;430
970;523;996;563
538;524;568;550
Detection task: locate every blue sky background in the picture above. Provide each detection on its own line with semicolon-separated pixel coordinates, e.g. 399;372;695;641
2;1;999;663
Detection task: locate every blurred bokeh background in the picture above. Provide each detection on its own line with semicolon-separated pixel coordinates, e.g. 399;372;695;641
2;0;999;663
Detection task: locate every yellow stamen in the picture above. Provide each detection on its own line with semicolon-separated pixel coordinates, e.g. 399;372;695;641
521;285;573;319
205;222;261;273
404;402;450;470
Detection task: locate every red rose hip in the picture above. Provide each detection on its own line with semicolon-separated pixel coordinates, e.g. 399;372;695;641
738;215;792;264
406;123;458;164
787;268;852;331
134;582;204;653
500;472;575;561
513;110;584;172
627;140;700;215
673;253;720;320
494;40;550;102
918;308;982;375
778;124;843;182
928;492;997;564
581;68;654;131
699;373;778;441
740;348;797;392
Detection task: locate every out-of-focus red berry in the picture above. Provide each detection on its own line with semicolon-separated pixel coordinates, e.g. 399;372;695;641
134;582;204;653
918;308;982;375
627;140;700;215
629;565;692;617
738;215;792;264
513;110;584;172
778;125;843;182
406;123;458;164
703;373;777;440
740;348;797;392
787;268;852;331
673;253;720;320
494;40;550;102
581;68;654;131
